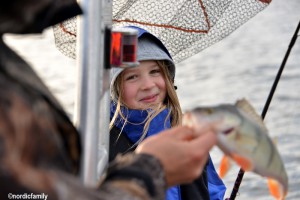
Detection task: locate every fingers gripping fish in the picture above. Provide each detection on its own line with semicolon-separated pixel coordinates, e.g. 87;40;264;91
183;98;288;200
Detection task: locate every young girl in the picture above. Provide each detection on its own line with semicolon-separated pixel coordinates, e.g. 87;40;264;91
109;26;226;200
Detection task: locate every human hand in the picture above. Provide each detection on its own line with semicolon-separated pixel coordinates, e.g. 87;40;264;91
135;125;217;187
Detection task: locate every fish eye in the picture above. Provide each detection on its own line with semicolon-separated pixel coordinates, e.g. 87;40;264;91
222;127;234;135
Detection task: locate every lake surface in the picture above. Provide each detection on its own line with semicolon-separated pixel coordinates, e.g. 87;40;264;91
4;0;300;199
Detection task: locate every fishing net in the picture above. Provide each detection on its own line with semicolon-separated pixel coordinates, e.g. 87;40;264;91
53;0;271;63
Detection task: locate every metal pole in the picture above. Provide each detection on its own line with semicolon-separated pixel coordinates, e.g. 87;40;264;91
75;0;112;187
97;0;112;178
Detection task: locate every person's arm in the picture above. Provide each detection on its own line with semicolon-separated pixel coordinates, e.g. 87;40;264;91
100;125;216;200
1;126;216;200
102;153;166;200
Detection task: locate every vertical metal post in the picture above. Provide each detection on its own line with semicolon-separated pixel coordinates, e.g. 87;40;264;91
96;0;112;179
75;0;112;187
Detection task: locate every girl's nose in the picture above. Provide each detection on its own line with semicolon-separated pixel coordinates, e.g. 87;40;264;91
140;76;155;90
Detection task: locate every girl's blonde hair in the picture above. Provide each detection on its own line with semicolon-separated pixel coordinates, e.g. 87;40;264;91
110;60;182;144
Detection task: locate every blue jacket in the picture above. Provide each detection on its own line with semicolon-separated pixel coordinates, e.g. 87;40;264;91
110;104;226;199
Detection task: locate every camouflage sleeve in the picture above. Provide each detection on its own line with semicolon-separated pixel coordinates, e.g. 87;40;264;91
100;153;167;200
0;153;167;200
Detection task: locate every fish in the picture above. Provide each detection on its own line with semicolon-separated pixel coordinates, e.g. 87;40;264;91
182;98;288;200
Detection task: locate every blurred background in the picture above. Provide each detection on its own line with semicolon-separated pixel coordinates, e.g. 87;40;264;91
4;0;300;199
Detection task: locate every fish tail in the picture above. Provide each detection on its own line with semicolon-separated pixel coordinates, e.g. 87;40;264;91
267;178;286;200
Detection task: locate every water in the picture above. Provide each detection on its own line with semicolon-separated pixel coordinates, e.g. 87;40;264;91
176;0;300;199
3;0;300;199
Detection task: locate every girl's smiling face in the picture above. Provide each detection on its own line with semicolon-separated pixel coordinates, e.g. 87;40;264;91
121;60;167;110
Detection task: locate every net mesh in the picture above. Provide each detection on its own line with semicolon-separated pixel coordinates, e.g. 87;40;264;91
53;0;271;63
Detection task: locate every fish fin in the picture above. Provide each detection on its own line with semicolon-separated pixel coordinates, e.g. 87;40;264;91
183;111;198;128
232;153;253;171
267;178;286;200
235;98;268;133
219;155;231;178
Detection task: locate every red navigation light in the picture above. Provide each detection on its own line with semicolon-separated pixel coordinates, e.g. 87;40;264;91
111;27;138;68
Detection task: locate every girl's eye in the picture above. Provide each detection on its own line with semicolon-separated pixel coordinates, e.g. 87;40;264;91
150;68;161;75
125;74;138;81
